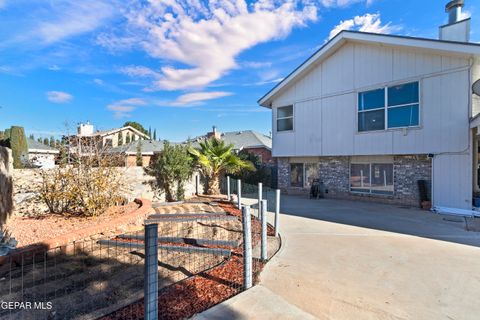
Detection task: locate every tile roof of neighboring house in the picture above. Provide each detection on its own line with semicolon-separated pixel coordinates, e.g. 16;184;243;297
189;130;272;150
27;138;59;154
107;140;175;155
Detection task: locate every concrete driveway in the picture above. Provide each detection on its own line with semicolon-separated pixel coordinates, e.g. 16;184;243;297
262;195;480;320
198;195;480;320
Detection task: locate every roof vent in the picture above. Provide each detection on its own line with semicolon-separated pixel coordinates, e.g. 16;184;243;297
446;0;464;24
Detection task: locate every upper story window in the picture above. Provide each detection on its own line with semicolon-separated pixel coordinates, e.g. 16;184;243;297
277;105;294;132
358;82;419;132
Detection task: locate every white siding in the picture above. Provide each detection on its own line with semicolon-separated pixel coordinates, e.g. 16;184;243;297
433;153;472;209
271;42;471;157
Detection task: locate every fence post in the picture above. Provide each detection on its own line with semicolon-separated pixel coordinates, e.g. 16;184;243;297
261;199;268;261
144;223;159;320
237;179;242;209
195;174;200;196
275;189;280;237
258;182;263;217
227;176;231;201
242;206;253;289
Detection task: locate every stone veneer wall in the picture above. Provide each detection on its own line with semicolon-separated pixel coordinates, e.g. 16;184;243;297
0;147;13;224
278;155;432;207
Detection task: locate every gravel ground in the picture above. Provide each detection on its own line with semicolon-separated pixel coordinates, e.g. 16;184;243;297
6;202;140;247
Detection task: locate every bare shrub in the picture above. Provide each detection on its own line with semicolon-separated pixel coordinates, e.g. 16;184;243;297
39;139;126;216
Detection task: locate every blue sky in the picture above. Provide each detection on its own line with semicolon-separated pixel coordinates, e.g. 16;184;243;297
0;0;478;141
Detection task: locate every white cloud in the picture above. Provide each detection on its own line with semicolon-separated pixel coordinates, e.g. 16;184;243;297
37;1;115;44
106;98;146;118
106;0;318;91
93;78;104;85
320;0;374;7
119;65;160;79
329;13;401;39
170;91;233;106
0;0;6;9
46;91;73;103
48;65;61;71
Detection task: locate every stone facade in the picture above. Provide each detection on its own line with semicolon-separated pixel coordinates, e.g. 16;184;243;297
0;147;13;224
278;155;432;207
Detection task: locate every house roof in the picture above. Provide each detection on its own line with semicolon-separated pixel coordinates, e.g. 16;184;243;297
189;130;272;150
259;30;480;107
107;140;173;155
27;138;59;154
76;126;150;139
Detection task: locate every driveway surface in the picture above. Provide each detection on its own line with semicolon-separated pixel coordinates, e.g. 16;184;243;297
261;196;480;319
197;195;480;320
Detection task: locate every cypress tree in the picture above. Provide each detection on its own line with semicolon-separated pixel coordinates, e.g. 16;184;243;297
43;138;49;145
148;127;152;140
49;136;55;147
153;129;157;141
9;126;28;169
136;140;143;166
125;132;131;144
118;132;123;146
29;134;34;140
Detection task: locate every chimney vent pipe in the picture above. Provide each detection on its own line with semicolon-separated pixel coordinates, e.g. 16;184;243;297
445;0;465;24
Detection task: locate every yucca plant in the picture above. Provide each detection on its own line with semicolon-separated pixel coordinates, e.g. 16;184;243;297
189;138;255;195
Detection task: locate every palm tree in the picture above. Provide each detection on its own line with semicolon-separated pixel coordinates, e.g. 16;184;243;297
189;138;255;195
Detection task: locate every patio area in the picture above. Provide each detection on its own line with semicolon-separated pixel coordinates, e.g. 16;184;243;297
198;195;480;320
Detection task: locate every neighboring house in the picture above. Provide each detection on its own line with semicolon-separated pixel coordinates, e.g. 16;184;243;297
188;126;274;164
27;138;59;169
66;122;150;156
259;1;480;215
107;140;169;167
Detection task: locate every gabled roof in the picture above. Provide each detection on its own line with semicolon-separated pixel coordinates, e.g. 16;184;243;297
27;138;59;154
107;140;175;155
259;30;480;107
188;130;272;150
76;126;150;139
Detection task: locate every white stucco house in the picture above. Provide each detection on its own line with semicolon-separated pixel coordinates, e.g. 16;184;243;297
259;1;480;216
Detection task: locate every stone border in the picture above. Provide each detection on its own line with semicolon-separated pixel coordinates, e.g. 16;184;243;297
0;198;154;266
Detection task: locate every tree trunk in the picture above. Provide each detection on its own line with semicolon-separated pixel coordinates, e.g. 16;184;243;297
165;182;175;202
207;173;220;195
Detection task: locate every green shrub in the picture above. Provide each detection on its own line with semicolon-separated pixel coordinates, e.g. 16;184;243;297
9;126;28;169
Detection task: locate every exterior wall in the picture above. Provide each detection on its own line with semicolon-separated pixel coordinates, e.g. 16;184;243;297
0;147;13;224
126;155;152;167
473;57;480;117
28;152;56;169
102;128;144;148
244;147;274;164
271;42;471;158
278;155;432;207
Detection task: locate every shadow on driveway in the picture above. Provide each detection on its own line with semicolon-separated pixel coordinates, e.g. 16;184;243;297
279;195;480;248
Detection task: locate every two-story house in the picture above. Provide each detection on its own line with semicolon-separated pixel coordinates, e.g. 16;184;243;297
259;1;480;216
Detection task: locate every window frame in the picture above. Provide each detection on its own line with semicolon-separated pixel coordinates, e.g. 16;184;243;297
276;105;294;132
349;162;394;196
356;81;421;133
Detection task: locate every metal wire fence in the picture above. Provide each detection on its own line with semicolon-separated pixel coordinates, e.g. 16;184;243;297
0;189;279;319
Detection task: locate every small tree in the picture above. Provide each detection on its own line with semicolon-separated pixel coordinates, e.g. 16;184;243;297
49;136;55;147
125;132;131;144
9;126;29;169
29;134;34;140
37;137;42;143
146;142;193;202
43;137;49;145
123;121;148;135
148;127;152;140
136;141;143;166
189;138;255;195
118;132;123;146
153;129;157;141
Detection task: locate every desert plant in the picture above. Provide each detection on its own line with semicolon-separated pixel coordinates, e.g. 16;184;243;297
0;227;17;256
189;138;255;195
146;142;193;202
38;140;125;216
9;126;28;169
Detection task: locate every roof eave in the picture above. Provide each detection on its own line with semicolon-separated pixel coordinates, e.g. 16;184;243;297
258;30;480;107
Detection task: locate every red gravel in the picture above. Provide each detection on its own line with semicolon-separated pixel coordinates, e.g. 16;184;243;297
6;202;140;248
101;201;267;320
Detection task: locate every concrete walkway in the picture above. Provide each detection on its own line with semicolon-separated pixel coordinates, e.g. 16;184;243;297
196;196;480;320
